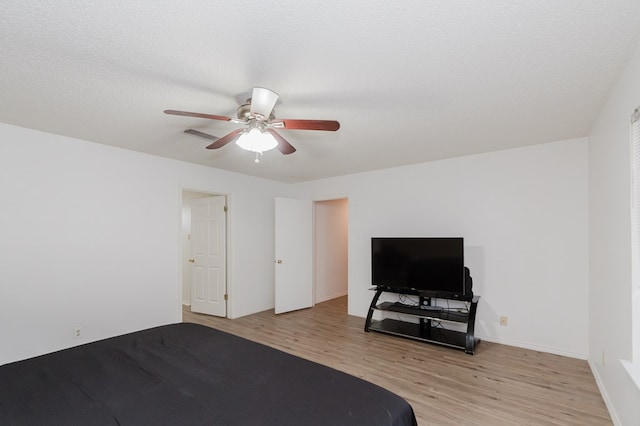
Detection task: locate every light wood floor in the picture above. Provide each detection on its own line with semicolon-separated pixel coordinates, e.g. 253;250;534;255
182;297;611;426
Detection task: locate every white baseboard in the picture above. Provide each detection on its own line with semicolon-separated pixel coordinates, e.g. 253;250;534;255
588;359;621;426
477;334;588;360
621;359;640;391
315;291;348;304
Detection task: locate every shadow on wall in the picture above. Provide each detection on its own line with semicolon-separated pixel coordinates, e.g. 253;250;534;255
465;246;494;335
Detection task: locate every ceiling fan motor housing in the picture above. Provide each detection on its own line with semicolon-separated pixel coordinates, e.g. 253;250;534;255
237;100;274;121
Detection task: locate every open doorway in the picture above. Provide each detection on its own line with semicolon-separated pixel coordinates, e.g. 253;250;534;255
181;190;228;318
314;198;348;310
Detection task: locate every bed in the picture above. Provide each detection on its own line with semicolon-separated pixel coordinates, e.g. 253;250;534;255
0;323;417;425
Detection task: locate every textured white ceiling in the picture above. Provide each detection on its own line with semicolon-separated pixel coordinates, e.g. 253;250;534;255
1;1;640;182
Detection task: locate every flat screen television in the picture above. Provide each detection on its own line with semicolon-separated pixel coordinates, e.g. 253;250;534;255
371;237;469;298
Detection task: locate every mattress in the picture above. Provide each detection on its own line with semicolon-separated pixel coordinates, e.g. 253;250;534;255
0;322;417;425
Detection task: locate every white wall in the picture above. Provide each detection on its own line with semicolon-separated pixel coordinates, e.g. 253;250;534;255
0;119;591;365
314;198;348;303
294;138;589;358
588;38;640;425
0;123;282;365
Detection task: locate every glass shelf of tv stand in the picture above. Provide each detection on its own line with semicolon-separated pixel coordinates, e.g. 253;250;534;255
364;288;480;354
368;318;475;352
374;301;471;323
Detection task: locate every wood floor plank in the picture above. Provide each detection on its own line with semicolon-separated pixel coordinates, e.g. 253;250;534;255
183;297;611;425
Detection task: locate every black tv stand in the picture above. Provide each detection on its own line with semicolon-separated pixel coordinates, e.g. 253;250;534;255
364;287;480;354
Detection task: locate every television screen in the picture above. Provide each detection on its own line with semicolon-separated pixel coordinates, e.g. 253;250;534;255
371;237;466;297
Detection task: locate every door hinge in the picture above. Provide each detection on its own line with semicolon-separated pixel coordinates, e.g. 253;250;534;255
224;294;228;301
224;205;228;213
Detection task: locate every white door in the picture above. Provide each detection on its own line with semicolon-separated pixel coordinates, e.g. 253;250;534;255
275;197;313;314
190;196;227;317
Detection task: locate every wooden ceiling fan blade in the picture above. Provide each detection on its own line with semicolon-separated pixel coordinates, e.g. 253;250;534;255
184;129;219;141
271;119;340;131
164;109;234;122
206;129;245;149
267;129;296;155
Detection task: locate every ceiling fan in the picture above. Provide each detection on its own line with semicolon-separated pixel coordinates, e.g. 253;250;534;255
164;87;340;159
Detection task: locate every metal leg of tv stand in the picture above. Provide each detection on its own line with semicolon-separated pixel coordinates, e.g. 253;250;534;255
464;298;480;354
364;288;383;332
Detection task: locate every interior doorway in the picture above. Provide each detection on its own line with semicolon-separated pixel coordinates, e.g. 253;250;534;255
313;198;348;306
181;190;228;317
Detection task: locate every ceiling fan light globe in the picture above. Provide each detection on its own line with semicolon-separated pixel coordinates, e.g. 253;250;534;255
235;128;278;153
250;87;279;118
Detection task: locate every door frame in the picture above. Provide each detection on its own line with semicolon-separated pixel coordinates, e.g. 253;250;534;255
313;197;349;304
180;187;233;319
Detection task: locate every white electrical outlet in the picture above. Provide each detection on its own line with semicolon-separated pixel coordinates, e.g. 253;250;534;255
499;316;508;326
74;327;82;339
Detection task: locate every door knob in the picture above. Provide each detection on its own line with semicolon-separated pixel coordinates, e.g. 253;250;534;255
188;259;195;263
